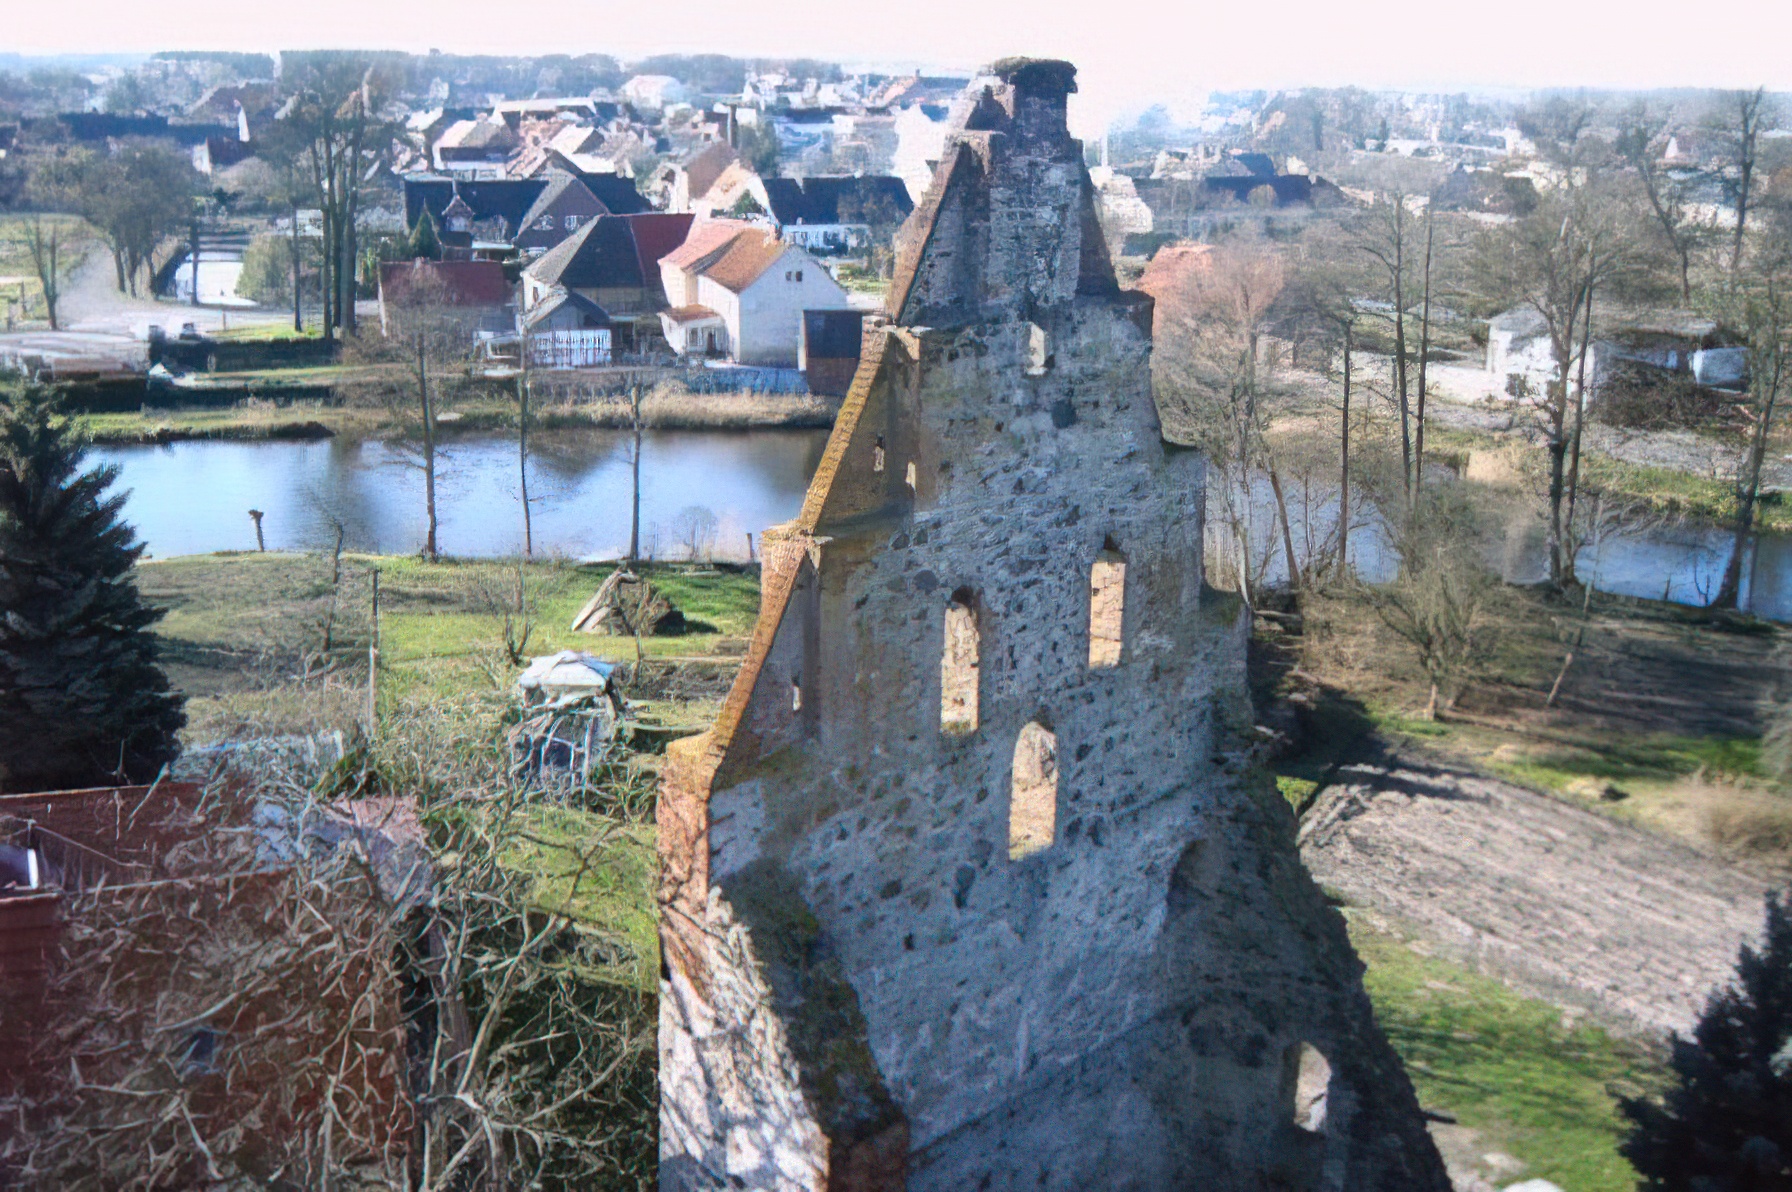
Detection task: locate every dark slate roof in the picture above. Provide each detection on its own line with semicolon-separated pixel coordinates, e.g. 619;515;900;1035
405;176;548;235
759;176;915;226
582;172;651;216
522;288;611;330
802;309;867;358
526;212;696;296
1230;152;1276;178
518;171;600;228
1201;174;1318;205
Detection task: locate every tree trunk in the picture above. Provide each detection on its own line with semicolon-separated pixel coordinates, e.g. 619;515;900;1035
1338;325;1351;580
1268;464;1302;591
1564;274;1596;586
1414;209;1434;496
1714;382;1779;610
291;203;304;333
1392;207;1412;506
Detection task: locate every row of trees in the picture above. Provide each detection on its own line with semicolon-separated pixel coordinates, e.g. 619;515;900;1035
1161;88;1792;622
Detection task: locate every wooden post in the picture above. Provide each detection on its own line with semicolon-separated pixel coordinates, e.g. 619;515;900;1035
248;509;265;552
367;567;381;736
745;531;754;562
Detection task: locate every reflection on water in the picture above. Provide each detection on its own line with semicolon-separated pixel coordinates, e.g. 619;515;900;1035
91;433;1792;622
93;429;832;561
1209;476;1792;623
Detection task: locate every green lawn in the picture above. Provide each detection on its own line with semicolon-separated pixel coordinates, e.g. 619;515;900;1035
138;551;759;1005
1350;911;1665;1191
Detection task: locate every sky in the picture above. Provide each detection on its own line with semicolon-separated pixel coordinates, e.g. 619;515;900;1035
14;0;1792;134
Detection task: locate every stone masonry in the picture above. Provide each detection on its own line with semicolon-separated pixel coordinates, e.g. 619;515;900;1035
659;59;1450;1191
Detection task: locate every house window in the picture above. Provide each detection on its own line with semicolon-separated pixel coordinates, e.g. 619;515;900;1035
688;329;701;347
1287;1043;1333;1134
796;270;804;282
940;590;980;735
1088;540;1126;669
1009;720;1058;860
872;435;886;473
536;216;554;231
565;214;579;230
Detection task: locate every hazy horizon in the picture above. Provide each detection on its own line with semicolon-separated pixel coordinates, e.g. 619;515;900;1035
13;0;1792;135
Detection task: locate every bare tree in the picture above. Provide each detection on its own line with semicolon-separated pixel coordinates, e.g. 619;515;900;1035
1708;242;1792;609
345;266;476;560
23;216;71;331
1363;484;1503;719
1616;104;1714;302
1712;88;1773;279
1154;238;1302;601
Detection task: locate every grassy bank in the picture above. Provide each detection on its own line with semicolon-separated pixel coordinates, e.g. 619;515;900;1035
1262;576;1792;869
1428;423;1792;535
82;388;841;443
1349;910;1664;1191
140;552;763;1001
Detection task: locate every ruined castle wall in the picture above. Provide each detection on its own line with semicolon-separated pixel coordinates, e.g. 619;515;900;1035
661;58;1450;1192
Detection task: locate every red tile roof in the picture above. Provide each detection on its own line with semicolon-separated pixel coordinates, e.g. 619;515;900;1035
379;259;512;308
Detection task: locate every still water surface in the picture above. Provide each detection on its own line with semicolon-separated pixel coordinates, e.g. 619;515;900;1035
91;431;1792;622
93;430;830;562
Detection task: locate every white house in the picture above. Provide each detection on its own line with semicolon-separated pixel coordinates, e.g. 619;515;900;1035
657;221;852;366
620;75;689;112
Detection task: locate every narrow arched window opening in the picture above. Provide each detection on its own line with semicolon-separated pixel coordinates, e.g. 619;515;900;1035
872;435;886;473
904;460;917;492
1009;720;1057;860
940;589;980;735
1287;1042;1332;1134
1088;540;1126;669
791;675;803;713
1026;321;1051;376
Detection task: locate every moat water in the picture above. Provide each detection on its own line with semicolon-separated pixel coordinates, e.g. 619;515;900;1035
90;431;1792;621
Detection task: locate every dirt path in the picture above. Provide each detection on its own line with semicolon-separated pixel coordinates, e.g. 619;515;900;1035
1299;755;1771;1037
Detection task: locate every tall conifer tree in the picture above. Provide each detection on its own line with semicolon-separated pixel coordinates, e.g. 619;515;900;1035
0;386;184;791
1623;890;1792;1189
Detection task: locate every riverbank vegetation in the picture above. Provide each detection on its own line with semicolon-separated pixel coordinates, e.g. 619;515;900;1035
79;384;842;443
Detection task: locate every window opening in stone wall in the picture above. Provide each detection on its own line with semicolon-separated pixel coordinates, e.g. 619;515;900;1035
1088;540;1127;669
1026;321;1051;376
1287;1042;1332;1134
791;676;803;713
940;589;980;735
1009;720;1058;860
905;460;917;492
873;435;886;473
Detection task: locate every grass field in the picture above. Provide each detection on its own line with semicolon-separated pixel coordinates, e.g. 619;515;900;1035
0;213;95;323
139;552;764;995
1350;910;1665;1191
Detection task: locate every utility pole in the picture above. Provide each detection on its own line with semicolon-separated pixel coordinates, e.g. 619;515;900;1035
367;567;380;737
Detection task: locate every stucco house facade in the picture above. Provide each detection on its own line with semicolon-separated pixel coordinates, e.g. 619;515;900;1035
657;221;853;366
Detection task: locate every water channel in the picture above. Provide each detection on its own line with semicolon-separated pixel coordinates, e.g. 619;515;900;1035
90;431;1792;622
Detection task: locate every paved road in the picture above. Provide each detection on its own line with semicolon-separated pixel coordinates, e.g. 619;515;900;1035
1300;759;1770;1037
